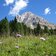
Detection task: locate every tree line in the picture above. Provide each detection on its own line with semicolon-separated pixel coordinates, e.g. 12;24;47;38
0;17;56;37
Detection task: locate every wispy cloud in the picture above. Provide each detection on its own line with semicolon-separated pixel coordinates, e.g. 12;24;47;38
44;7;51;15
4;0;14;6
9;0;29;16
3;0;29;16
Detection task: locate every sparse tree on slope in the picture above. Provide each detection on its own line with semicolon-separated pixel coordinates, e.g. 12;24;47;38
34;22;41;35
44;25;49;35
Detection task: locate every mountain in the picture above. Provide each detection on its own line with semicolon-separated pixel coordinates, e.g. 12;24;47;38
16;12;56;29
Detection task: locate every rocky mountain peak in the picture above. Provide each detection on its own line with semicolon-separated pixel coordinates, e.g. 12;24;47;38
16;12;56;29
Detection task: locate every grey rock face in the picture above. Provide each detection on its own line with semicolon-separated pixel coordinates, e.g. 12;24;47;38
16;12;56;29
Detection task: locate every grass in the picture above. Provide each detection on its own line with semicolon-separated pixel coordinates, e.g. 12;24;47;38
0;35;56;56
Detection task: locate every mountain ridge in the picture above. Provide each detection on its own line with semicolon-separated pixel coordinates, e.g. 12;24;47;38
16;12;56;29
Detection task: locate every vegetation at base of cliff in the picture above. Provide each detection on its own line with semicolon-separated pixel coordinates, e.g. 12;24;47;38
0;17;56;37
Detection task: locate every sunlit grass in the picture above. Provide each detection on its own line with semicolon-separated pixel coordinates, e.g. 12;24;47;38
0;35;56;56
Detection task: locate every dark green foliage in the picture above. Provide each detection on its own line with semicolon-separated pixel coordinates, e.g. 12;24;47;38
40;29;44;35
22;24;28;35
9;20;14;33
13;17;19;33
21;23;31;35
34;22;41;35
44;26;49;33
9;17;20;35
0;17;55;36
19;23;24;35
17;22;22;34
54;29;56;35
0;17;9;36
9;18;30;36
49;28;54;35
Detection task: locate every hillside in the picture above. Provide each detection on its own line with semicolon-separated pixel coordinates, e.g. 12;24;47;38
16;12;56;29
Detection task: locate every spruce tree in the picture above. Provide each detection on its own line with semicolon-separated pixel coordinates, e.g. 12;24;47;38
0;17;9;36
9;17;19;35
49;28;54;35
44;25;49;34
34;22;41;35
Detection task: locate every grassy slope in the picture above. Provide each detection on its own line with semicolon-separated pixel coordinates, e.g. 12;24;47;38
0;35;56;56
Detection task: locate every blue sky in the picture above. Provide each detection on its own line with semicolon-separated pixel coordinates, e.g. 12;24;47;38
0;0;56;24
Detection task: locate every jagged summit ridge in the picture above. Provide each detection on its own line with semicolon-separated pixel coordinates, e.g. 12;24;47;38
16;12;56;29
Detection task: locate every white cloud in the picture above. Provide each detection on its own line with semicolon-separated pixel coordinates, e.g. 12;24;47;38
9;0;29;16
44;8;51;15
4;0;14;6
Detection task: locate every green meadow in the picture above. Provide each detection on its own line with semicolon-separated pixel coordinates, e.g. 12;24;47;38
0;35;56;56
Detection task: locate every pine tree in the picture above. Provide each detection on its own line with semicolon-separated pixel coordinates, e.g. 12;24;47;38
13;17;19;33
22;24;27;35
9;17;19;35
44;25;49;34
34;22;41;35
9;20;14;34
17;22;22;34
49;28;54;35
0;17;9;36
